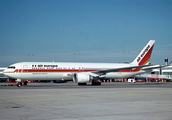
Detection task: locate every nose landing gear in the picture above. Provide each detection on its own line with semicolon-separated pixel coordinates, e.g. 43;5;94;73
17;82;22;87
16;79;22;87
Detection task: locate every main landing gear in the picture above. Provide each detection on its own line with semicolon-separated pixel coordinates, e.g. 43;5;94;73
78;83;87;86
92;81;101;85
77;81;101;86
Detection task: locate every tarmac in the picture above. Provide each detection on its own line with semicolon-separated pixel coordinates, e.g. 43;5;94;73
0;82;172;120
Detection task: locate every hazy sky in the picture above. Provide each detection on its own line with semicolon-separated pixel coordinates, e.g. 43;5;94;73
0;0;172;67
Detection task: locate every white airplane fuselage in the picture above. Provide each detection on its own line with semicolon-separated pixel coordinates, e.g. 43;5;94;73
3;40;155;86
3;62;149;81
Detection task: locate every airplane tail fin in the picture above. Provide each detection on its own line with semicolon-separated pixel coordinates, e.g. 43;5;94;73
131;40;155;66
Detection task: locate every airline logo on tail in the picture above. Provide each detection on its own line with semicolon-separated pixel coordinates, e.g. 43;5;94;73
137;45;150;63
132;40;155;66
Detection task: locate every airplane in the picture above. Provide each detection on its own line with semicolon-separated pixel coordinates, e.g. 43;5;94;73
3;40;160;87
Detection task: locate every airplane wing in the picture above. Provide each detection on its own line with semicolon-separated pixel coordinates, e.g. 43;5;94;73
141;65;170;70
91;64;151;75
90;65;169;76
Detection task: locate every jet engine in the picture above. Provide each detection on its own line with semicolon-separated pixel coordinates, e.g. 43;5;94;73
73;73;92;83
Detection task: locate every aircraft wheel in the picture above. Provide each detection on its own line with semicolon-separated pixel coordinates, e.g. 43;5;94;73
92;82;101;86
17;83;22;87
78;83;87;86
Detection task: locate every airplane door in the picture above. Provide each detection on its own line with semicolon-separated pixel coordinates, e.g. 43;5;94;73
22;65;28;72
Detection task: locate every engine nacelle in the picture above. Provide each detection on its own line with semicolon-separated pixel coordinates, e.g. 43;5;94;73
73;73;91;83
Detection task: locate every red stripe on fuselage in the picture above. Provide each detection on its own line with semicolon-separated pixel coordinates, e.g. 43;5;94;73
11;68;141;73
14;69;100;73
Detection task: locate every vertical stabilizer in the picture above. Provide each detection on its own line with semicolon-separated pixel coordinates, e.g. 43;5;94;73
131;40;155;65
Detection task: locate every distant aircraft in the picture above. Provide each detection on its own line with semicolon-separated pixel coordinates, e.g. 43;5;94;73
3;40;159;87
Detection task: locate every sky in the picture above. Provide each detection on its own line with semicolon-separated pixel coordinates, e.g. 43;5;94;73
0;0;172;67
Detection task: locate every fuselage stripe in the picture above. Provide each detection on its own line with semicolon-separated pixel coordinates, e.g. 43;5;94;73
3;68;141;73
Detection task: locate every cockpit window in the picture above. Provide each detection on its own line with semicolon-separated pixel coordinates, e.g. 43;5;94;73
8;66;15;69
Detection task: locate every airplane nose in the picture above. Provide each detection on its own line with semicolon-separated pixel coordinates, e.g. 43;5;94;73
3;69;12;77
3;69;13;74
3;70;7;74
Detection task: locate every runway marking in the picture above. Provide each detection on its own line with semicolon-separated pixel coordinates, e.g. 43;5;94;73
0;93;172;103
0;90;171;99
0;90;166;98
0;91;133;98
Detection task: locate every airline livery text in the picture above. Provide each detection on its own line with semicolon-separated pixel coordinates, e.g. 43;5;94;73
137;45;150;63
32;65;58;68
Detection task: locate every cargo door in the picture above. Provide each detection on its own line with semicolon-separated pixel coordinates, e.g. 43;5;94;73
22;65;28;72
